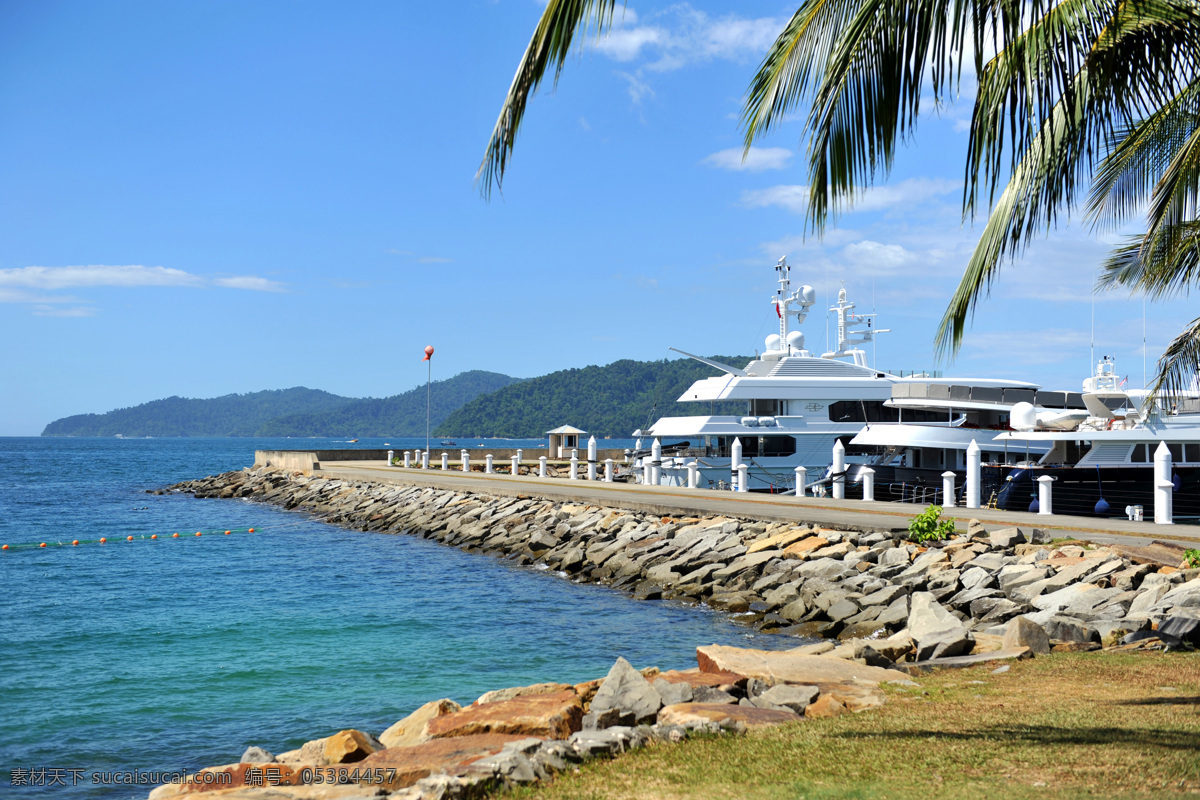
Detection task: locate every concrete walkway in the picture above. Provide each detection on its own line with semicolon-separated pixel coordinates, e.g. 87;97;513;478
318;462;1200;551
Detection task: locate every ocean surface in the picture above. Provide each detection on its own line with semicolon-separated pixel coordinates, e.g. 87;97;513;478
0;437;798;799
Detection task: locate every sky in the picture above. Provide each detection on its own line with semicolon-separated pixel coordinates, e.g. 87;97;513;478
1;0;1194;436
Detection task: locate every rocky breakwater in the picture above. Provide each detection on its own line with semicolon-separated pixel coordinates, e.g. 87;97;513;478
147;644;914;800
169;468;1200;654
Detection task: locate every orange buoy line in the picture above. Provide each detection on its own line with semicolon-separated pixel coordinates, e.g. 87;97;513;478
1;526;260;552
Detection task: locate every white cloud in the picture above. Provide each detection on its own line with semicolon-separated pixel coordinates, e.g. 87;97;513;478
841;240;920;272
597;26;664;61
31;305;95;317
703;147;793;172
0;265;202;290
741;178;960;216
741;185;809;214
617;70;655;105
213;276;287;292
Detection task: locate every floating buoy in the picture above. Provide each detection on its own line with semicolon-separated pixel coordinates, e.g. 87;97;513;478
2;544;8;550
127;535;134;541
100;537;107;544
224;530;231;535
151;534;157;540
40;543;47;548
72;540;79;546
248;528;255;533
195;532;202;537
172;533;179;538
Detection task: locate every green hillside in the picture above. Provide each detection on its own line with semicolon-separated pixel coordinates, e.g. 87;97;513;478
42;387;352;437
256;371;519;437
435;356;751;438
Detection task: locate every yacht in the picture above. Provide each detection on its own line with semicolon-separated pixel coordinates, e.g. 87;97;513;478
639;256;1015;492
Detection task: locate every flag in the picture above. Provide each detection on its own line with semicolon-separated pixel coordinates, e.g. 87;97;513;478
775;303;781;318
1120;375;1128;388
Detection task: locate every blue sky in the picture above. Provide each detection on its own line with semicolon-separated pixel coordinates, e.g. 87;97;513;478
1;0;1194;435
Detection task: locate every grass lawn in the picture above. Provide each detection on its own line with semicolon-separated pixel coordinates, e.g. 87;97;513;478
515;652;1200;799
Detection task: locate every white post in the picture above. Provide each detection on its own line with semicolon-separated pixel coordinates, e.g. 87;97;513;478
441;453;449;471
832;440;846;500
538;456;547;478
1154;441;1174;524
387;449;394;466
511;453;520;476
650;438;662;486
421;451;429;470
605;458;614;482
461;450;470;473
587;436;597;481
687;461;699;489
966;439;981;509
738;463;750;493
731;437;743;490
941;471;956;507
403;451;411;468
794;465;807;498
861;467;875;501
1037;474;1054;516
485;454;493;474
569;449;579;480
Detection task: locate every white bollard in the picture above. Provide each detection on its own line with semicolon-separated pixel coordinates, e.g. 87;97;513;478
462;450;470;473
642;459;651;485
539;456;547;478
441;453;449;471
687;461;699;489
1154;441;1174;524
403;451;411;468
731;438;743;489
421;451;429;469
832;440;846;500
587;436;597;481
861;467;875;502
651;438;662;486
605;458;614;482
511;453;520;476
1037;474;1054;516
485;454;493;474
569;449;578;480
794;465;807;498
966;439;981;508
941;471;956;507
387;449;394;466
737;463;749;493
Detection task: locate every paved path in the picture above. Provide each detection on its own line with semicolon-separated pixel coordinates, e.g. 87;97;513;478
319;462;1200;550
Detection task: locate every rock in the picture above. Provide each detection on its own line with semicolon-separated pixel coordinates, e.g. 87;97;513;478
1050;641;1102;653
827;597;862;622
1158;614;1200;646
353;733;530;791
908;592;975;661
878;547;912;567
475;683;573;705
654;668;747;690
239;746;275;764
783;537;830;559
380;699;462;749
588;657;663;725
652;678;694;706
580;708;625;730
147;763;310;798
967;519;985;537
425;691;583;740
692;686;738;704
754;684;820;714
748;529;812;553
988;528;1026;549
788;640;835;656
695;645;911;689
1043;615;1099;643
903;647;1032;673
804;694;848;718
658;703;799;729
778;598;809;621
324;729;381;764
1002;616;1051;655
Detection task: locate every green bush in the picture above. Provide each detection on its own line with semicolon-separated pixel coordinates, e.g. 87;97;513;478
908;505;957;543
1183;549;1200;569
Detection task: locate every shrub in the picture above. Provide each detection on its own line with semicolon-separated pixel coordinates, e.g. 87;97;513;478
908;505;957;543
1183;549;1200;569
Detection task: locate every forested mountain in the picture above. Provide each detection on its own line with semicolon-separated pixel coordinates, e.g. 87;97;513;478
256;371;519;437
435;356;751;438
42;388;352;437
41;371;518;437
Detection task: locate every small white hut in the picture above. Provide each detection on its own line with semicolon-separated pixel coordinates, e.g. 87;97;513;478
546;425;587;459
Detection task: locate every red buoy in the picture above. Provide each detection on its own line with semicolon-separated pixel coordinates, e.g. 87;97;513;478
248;527;255;533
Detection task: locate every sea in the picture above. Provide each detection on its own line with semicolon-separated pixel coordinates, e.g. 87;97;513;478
0;437;797;799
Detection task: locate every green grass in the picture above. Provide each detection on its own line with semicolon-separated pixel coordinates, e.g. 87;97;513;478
514;652;1200;799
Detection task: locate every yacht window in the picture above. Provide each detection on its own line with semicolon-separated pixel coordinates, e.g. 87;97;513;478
828;401;900;423
1169;444;1184;462
759;436;797;457
750;399;782;416
1186;444;1200;463
1131;444;1147;463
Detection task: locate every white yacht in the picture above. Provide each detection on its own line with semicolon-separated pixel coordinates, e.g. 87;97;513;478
638;256;1017;492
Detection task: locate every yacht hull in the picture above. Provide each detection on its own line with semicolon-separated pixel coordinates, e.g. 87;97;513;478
991;465;1200;519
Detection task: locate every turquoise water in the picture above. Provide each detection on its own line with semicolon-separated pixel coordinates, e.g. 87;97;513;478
1;437;792;799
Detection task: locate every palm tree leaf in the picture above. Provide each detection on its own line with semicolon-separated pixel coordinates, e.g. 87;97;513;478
1148;314;1200;403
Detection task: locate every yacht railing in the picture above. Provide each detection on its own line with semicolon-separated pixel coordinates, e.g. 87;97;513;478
892;383;1086;409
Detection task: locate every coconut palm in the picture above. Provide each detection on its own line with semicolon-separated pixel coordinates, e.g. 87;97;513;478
481;0;1200;400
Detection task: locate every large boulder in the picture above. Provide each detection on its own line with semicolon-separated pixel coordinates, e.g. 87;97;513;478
1002;616;1051;655
324;729;382;764
379;698;462;749
475;682;573;705
425;691;582;740
908;592;975;660
657;703;799;729
695;645;910;689
588;657;664;725
752;684;820;714
353;733;531;791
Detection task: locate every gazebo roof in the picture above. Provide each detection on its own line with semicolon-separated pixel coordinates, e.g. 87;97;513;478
545;425;588;435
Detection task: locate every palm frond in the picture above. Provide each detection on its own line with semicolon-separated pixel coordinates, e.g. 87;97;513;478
1098;222;1200;297
477;0;619;199
1147;315;1200;405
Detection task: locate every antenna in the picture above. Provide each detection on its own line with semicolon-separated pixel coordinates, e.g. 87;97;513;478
1143;296;1147;389
1090;288;1095;375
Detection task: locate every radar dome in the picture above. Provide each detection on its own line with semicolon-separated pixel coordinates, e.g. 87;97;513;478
799;285;816;305
765;333;782;352
1009;402;1037;431
786;331;805;350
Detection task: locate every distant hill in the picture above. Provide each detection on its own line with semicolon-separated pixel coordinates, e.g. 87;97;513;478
435;356;752;438
256;371;519;437
41;371;518;437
